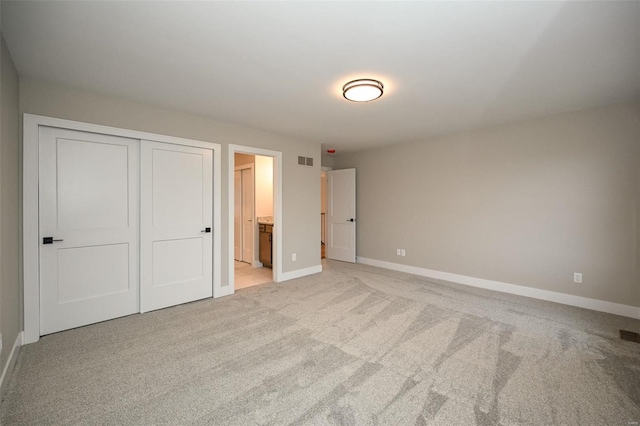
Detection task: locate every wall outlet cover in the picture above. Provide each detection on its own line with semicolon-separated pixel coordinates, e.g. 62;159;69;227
574;272;582;283
292;253;296;261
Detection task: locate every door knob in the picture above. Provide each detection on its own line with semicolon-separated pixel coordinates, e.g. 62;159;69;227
347;218;355;222
43;237;64;244
201;227;211;233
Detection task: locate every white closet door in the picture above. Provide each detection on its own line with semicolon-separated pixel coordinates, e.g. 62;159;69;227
140;140;213;312
39;127;139;335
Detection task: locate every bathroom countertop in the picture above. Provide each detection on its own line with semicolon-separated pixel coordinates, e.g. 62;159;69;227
257;216;274;226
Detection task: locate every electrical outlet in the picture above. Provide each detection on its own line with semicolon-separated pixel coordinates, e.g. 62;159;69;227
574;272;582;283
396;249;401;256
292;253;296;261
400;249;406;256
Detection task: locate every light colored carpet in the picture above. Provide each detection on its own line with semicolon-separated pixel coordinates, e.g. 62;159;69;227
2;260;639;425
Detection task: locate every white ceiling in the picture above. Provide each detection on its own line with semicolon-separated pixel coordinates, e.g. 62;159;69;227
3;1;639;154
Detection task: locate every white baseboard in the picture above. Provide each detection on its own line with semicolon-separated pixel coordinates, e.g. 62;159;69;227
357;257;640;320
216;285;234;298
0;331;23;400
279;264;323;282
252;261;264;268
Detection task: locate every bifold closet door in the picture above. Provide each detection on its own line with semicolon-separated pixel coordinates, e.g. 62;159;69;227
39;127;139;335
241;168;254;263
234;170;242;260
140;140;213;312
234;167;254;263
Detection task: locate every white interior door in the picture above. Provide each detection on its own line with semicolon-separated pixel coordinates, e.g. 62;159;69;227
39;127;139;335
140;140;213;312
234;170;242;260
326;168;356;263
241;167;254;263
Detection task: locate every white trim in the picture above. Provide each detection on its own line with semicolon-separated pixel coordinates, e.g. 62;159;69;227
0;332;23;400
357;257;640;320
212;136;222;303
23;114;222;344
217;285;234;298
279;264;323;282
23;114;216;149
23;116;40;345
228;145;283;295
252;261;264;268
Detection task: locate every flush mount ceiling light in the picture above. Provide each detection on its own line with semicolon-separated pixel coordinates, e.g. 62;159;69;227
342;79;384;102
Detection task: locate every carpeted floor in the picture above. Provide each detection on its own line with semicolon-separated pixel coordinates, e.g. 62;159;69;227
2;260;639;425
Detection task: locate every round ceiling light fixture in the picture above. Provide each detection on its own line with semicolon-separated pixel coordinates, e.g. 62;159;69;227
342;79;384;102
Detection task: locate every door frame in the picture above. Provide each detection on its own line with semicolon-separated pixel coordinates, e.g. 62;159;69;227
23;114;222;344
233;163;255;264
228;144;282;292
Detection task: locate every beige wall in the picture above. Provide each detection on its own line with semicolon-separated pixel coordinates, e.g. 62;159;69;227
334;102;640;307
233;154;274;216
321;153;336;169
20;79;321;289
255;155;273;217
1;36;20;378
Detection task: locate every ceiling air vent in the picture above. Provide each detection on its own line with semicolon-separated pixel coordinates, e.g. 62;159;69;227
298;156;314;167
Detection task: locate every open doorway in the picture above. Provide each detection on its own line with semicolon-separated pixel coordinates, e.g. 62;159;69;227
320;170;327;259
233;152;275;289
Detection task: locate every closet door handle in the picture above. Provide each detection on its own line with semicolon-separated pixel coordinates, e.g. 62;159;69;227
43;237;64;244
201;228;211;233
